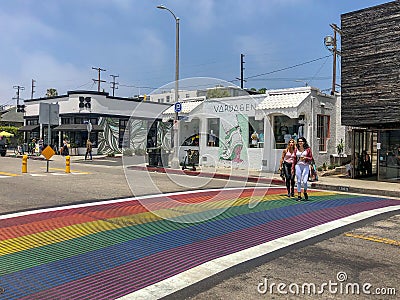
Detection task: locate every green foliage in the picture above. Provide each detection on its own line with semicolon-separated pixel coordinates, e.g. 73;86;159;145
328;164;335;170
337;138;344;154
317;166;323;172
206;88;230;98
46;88;58;97
322;162;327;170
0;126;23;145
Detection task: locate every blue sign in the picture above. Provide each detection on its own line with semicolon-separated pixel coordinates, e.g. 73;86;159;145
174;102;182;113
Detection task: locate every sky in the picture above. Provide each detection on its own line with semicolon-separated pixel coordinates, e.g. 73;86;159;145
0;0;393;106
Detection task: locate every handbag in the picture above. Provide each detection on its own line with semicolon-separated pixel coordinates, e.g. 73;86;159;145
279;167;285;180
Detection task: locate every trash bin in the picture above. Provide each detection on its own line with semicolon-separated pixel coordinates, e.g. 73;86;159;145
147;147;161;167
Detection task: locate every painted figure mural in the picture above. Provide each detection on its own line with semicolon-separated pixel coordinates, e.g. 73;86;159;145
219;115;248;164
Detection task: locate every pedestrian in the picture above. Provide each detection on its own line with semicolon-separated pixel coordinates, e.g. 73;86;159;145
292;137;313;201
62;139;69;156
278;138;296;197
85;139;93;160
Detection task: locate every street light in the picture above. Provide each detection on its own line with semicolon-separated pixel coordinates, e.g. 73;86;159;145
157;4;180;168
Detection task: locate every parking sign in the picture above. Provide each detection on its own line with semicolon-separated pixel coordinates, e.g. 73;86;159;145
174;102;182;113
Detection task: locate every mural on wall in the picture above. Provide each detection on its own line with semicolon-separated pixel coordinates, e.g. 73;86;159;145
157;121;173;151
219;114;248;164
98;117;120;154
127;119;148;155
97;117;170;155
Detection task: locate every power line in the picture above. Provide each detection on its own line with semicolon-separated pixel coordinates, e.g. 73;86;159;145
244;55;331;80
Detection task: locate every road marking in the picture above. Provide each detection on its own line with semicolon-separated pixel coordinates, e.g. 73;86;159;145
344;233;400;246
40;167;91;174
30;174;47;177
0;171;20;177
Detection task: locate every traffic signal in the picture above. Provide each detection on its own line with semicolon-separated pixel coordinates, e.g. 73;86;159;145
79;96;91;110
17;104;25;113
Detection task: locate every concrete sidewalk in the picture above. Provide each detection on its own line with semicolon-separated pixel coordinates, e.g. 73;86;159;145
9;150;399;198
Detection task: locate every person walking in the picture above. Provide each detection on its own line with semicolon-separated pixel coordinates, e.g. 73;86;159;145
278;138;296;197
292;137;313;201
85;139;93;160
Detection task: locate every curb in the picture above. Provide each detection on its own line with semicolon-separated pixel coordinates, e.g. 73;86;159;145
127;165;284;185
310;182;400;198
128;165;399;198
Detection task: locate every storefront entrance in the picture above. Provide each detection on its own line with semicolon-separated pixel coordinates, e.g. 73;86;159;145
352;130;377;178
377;129;400;182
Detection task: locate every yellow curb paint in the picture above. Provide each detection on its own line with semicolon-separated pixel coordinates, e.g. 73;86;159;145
344;233;400;246
0;172;20;177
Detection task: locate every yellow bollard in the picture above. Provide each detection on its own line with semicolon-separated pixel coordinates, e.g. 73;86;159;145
65;155;71;173
22;155;28;173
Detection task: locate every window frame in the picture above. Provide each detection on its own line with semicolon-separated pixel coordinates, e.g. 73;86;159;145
317;114;330;152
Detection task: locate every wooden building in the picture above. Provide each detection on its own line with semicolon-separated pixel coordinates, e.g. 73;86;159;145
341;1;400;181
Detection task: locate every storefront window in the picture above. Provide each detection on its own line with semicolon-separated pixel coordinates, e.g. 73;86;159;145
273;115;303;149
317;114;330;152
378;129;400;182
207;118;220;147
248;117;264;148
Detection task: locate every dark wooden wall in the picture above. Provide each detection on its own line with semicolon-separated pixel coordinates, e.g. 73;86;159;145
341;1;400;127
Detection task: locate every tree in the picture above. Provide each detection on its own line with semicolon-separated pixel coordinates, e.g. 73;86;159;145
258;88;267;94
206;88;230;99
46;88;58;97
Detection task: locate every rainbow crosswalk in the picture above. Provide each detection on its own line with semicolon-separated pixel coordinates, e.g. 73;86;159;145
0;188;399;299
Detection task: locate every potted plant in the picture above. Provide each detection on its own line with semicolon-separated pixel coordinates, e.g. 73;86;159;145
337;138;344;156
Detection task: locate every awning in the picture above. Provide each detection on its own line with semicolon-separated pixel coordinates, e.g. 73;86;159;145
18;125;40;132
162;100;204;121
53;124;104;132
256;87;311;119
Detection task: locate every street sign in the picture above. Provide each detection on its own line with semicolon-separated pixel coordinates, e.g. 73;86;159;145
39;103;59;125
174;102;182;113
41;145;55;160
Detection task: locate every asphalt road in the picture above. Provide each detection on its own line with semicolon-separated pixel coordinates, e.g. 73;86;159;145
0;156;268;214
183;213;399;300
1;155;399;299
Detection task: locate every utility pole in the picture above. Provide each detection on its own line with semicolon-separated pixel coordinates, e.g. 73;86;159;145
325;24;342;95
13;85;25;106
92;67;106;92
236;54;246;89
110;74;119;97
31;79;36;99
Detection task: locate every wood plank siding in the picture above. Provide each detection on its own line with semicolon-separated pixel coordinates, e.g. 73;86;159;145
341;1;400;127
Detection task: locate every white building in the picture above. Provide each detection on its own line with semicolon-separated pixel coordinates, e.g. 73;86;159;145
163;86;342;171
19;91;171;155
